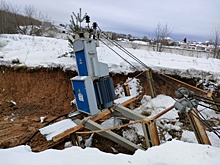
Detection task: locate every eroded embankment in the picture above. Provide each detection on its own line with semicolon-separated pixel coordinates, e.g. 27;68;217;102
0;66;218;152
0;66;141;151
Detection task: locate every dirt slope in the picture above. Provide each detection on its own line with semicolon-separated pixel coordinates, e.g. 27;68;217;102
0;66;134;151
0;66;77;149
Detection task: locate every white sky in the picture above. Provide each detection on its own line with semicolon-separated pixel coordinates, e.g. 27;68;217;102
3;0;220;41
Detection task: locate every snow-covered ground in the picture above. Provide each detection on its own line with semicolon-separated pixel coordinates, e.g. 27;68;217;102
1;34;220;84
0;140;220;165
1;34;220;164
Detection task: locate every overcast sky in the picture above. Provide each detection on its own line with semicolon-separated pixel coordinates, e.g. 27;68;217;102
3;0;220;41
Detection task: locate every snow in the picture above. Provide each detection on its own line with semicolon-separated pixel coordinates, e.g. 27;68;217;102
9;100;16;105
198;102;220;119
114;96;134;104
39;119;77;141
182;130;220;148
1;34;220;84
101;117;122;129
0;34;74;70
40;116;46;123
115;77;142;97
0;140;220;165
134;94;177;119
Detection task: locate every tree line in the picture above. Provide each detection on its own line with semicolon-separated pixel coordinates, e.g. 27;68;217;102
0;1;51;36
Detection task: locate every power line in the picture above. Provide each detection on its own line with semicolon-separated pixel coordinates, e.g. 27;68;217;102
98;27;220;139
198;103;220;112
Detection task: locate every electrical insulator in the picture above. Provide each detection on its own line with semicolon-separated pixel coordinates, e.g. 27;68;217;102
93;22;98;30
175;87;194;99
85;15;90;23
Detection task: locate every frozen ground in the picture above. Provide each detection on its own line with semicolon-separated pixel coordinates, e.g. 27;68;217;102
1;34;220;84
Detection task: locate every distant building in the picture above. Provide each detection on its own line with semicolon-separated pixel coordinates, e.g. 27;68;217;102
164;37;174;45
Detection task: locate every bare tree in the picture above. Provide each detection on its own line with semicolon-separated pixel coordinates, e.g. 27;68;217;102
15;5;51;36
0;1;52;36
211;26;220;59
0;1;19;34
154;23;172;52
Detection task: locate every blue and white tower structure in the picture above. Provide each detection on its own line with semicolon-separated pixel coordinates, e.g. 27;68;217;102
71;35;115;115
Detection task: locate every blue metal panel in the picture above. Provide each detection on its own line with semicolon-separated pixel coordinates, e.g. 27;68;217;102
71;80;90;113
93;77;116;109
75;50;88;76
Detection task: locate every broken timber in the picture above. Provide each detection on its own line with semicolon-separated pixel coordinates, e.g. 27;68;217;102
187;110;211;145
123;83;134;109
53;98;136;142
146;69;156;98
51;104;162;152
53;109;111;142
74;119;143;152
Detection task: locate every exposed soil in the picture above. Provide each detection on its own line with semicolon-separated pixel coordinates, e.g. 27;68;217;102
0;66;219;153
0;66;143;153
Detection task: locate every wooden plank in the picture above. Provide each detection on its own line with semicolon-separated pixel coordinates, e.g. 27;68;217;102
146;69;156;98
152;105;174;119
155;70;207;94
52;109;111;142
187;110;211;145
123;83;131;96
141;119;160;149
148;119;160;146
122;83;134;109
120;96;137;106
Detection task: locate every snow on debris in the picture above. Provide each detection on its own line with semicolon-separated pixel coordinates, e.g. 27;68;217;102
0;140;219;165
39;119;77;141
134;94;177;119
1;34;220;84
115;77;142;98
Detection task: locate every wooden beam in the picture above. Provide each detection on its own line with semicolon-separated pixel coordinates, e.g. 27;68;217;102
186;110;211;145
120;96;137;107
155;71;207;94
142;119;160;148
152;105;174;119
122;83;134;109
146;69;156;98
52;109;111;142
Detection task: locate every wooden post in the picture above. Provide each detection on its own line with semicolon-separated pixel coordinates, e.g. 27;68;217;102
70;133;80;146
123;83;134;109
142;119;160;149
207;92;220;113
186;110;211;145
207;92;213;98
146;69;156;98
